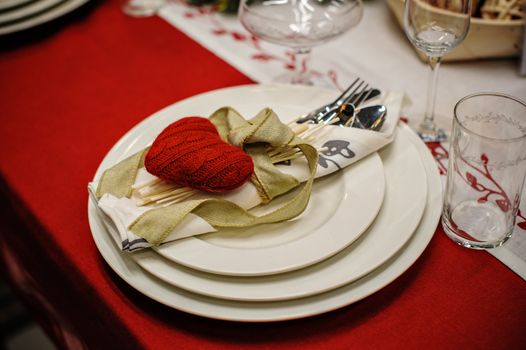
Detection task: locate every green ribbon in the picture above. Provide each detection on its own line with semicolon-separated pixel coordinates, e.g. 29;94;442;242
95;149;147;200
96;107;318;246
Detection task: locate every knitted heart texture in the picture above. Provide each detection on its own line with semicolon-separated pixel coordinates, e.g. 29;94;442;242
144;117;254;193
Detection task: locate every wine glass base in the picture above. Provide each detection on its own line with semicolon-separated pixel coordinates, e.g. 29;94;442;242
274;71;336;88
407;113;451;143
273;71;313;86
417;127;447;143
122;0;164;17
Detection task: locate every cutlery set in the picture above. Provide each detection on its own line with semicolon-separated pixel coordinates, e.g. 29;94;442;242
297;78;387;131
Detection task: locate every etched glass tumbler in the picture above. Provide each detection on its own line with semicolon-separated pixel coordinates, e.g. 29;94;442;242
442;93;526;249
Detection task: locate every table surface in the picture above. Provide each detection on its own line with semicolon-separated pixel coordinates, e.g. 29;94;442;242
0;1;525;349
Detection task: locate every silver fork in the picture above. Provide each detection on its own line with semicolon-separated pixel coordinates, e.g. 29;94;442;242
321;82;377;126
296;78;363;124
295;78;380;128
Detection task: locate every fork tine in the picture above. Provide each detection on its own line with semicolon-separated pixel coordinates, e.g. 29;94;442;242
355;88;374;106
341;81;365;105
345;83;369;106
353;86;375;107
333;77;360;105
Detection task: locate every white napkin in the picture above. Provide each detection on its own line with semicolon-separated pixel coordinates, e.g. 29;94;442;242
89;91;403;251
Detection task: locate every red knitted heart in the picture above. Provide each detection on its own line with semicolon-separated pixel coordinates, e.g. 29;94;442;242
144;117;254;193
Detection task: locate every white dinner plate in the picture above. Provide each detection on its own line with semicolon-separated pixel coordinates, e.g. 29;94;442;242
131;123;428;301
92;84;386;276
87;122;443;322
0;0;35;11
0;0;63;24
0;0;88;35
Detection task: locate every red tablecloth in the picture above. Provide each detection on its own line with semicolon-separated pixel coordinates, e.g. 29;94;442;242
1;1;525;349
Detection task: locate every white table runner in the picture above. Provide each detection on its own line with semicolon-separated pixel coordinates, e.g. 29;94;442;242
157;0;526;279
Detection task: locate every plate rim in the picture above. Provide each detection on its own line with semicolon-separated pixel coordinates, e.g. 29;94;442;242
0;0;36;11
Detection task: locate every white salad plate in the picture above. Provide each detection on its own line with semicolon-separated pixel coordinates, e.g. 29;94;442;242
131;122;428;301
88;119;442;322
154;153;384;276
0;0;88;35
90;84;387;276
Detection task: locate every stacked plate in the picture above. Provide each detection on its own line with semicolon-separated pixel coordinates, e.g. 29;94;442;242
87;84;443;322
0;0;88;35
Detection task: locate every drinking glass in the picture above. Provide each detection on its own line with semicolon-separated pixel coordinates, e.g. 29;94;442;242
442;93;526;249
123;0;165;17
238;0;363;85
403;0;471;142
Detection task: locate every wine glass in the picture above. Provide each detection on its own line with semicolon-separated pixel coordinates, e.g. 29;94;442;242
239;0;363;85
403;0;471;142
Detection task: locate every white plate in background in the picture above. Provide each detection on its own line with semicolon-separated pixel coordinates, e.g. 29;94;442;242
0;0;63;24
0;0;88;35
0;0;36;11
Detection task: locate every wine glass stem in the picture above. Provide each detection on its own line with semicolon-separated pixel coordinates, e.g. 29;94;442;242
291;48;312;85
422;56;442;131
